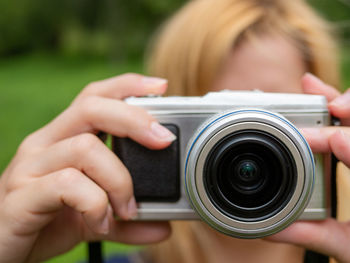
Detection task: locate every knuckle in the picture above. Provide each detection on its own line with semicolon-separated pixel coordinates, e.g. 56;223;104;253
17;133;40;155
57;168;82;186
83;81;100;94
17;137;31;154
56;168;108;209
69;133;101;155
5;173;25;193
4;161;36;192
75;95;99;117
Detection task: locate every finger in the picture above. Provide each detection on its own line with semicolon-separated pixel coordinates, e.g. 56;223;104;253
301;73;341;101
300;73;350;125
76;73;167;100
22;96;176;151
302;128;350;167
17;133;136;220
329;130;350;167
265;219;350;263
328;89;350;123
20;73;171;151
3;168;110;236
301;127;350;153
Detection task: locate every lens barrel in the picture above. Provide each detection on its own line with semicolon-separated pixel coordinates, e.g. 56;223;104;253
185;110;314;238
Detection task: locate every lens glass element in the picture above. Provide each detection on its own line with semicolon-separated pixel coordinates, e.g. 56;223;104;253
204;130;297;222
238;161;258;182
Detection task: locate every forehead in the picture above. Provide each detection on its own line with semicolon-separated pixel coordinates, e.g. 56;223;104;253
212;34;306;93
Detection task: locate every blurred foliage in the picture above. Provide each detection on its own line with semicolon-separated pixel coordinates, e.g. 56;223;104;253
308;0;350;40
308;0;350;23
0;0;63;54
0;0;349;60
0;0;187;59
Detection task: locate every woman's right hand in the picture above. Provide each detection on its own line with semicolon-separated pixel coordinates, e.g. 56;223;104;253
266;73;350;263
0;73;175;263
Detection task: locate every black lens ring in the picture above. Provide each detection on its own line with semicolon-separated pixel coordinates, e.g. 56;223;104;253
213;136;291;210
203;129;297;222
209;137;289;213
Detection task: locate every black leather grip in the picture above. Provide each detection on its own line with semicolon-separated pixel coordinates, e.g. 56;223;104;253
112;124;180;202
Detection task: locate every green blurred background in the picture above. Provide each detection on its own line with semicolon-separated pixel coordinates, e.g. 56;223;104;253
0;0;349;262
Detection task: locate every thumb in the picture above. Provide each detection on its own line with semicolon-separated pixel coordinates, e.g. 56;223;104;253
265;219;350;263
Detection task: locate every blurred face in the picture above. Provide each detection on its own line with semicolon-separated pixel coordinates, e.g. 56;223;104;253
204;34;307;256
212;34;306;93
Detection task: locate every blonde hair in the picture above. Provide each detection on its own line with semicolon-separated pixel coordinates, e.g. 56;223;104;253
147;0;340;96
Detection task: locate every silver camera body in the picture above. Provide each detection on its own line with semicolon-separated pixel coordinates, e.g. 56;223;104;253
113;91;330;238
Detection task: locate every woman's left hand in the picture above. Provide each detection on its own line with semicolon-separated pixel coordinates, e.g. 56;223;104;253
266;73;350;263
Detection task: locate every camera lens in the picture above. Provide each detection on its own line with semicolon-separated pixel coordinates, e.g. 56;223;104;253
204;130;297;222
237;161;258;182
185;110;315;238
233;160;262;192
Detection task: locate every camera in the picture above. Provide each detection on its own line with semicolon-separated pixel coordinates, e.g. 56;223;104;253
113;91;331;238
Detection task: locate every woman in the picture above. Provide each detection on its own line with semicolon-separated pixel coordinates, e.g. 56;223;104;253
0;0;349;263
145;1;350;263
145;1;349;263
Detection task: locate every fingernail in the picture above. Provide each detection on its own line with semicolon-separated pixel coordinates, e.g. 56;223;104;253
150;122;177;142
127;196;138;219
142;76;168;86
